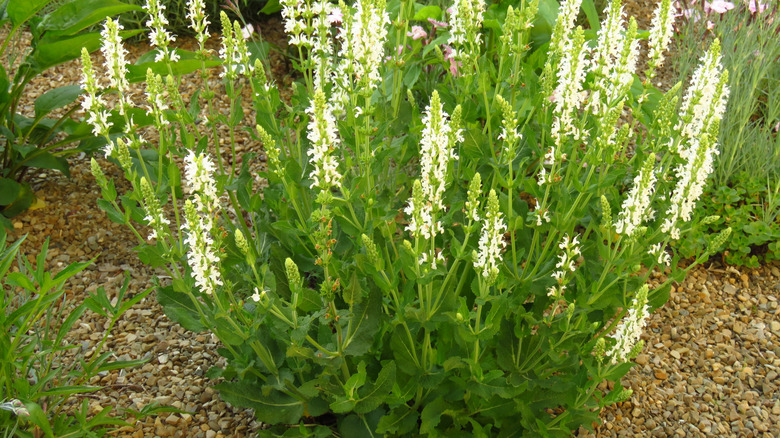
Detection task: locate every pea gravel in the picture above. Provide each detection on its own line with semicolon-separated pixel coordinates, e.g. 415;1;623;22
3;4;779;438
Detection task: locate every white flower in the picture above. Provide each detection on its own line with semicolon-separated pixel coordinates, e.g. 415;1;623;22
648;243;671;266
219;12;253;79
306;89;343;191
140;177;171;241
646;0;675;77
550;27;590;142
474;189;507;284
99;19;131;114
547;233;581;299
614;154;658;237
661;136;719;240
186;0;210;45
335;0;390;93
145;0;179;63
184;151;220;224
183;199;223;296
251;288;265;302
675;39;730;144
418;90;461;214
607;285;650;364
447;0;485;74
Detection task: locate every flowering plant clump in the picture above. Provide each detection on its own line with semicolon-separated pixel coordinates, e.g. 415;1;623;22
88;0;731;435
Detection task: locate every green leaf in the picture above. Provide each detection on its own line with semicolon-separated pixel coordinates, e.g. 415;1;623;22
156;286;206;332
97;358;149;372
0;178;21;205
20;150;70;176
338;414;372;437
413;5;442;20
216;382;304;425
6;0;54;28
260;0;282;14
354;361;395;414
34;84;82;118
404;63;422;88
31;29;143;72
420;397;449;434
23;401;54;438
1;181;34;217
36;385;101;398
36;0;143;36
97;199;127;224
343;287;381;356
214;315;246;345
377;403;419;435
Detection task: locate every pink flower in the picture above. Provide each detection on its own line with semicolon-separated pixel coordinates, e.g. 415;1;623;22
747;0;767;13
708;0;735;13
428;17;448;28
327;7;343;24
407;25;427;40
442;44;461;76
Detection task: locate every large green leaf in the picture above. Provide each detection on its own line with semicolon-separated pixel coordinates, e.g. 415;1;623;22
20;150;70;176
34;84;82;118
0;181;33;217
354;361;395;414
0;178;21;205
36;0;142;37
156;286;206;332
216;382;305;425
30;29;144;72
6;0;53;28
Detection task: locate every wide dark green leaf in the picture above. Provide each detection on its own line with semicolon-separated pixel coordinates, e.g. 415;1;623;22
1;181;33;217
6;0;53;28
156;286;206;332
0;178;21;205
34;84;82;118
216;381;304;425
354;361;395;414
31;29;144;72
21;150;70;176
36;0;142;36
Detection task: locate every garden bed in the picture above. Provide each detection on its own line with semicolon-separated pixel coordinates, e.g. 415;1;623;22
3;2;780;437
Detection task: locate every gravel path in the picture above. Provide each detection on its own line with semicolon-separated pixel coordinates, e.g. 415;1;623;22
3;5;780;438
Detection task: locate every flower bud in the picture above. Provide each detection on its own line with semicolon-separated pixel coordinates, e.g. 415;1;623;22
593;337;607;357
91;158;108;189
465;172;482;222
361;234;383;270
702;215;720;225
566;302;575;319
628;339;645;360
285;257;301;292
710;227;732;251
235;229;249;256
600;195;611;229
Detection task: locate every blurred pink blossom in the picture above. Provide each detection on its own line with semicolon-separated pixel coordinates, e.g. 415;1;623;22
442;44;460;76
407;25;427;40
428;18;448;28
708;0;735;13
747;0;767;13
